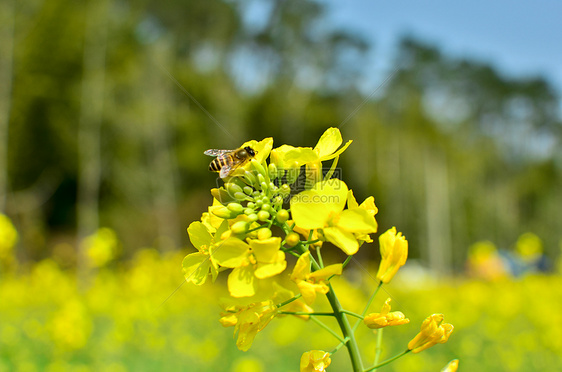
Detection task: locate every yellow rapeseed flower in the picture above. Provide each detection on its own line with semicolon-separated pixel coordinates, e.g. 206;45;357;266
219;300;277;351
376;227;408;283
290;251;342;305
300;350;331;372
363;298;409;329
291;179;378;255
212;237;286;297
408;314;454;354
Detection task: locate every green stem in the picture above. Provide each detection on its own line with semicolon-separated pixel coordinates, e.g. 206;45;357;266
276;293;302;308
316;246;324;268
373;328;383;371
342;255;353;269
352;281;383;332
311;316;345;343
308;254;363;371
341;310;364;320
364;349;411;372
278;311;335;317
329;337;350;354
325;283;363;371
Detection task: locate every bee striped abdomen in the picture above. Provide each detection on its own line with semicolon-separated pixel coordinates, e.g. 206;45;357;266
209;157;229;172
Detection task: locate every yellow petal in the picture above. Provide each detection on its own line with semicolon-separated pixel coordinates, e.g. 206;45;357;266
309;264;343;281
213;237;250;268
323;226;359;255
314;127;343;159
228;265;257;298
182;252;211;285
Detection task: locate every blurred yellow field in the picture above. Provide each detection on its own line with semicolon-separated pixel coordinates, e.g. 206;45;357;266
2;249;560;371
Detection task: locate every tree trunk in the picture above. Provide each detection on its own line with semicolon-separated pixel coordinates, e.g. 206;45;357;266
423;146;452;275
0;0;15;212
77;0;109;274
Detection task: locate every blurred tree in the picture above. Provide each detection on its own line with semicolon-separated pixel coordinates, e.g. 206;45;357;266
0;0;15;212
77;0;109;276
3;0;561;273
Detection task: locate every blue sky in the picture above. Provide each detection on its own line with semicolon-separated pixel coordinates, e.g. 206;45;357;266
323;0;562;95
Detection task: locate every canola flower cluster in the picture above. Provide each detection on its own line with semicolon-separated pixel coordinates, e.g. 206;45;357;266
182;128;456;371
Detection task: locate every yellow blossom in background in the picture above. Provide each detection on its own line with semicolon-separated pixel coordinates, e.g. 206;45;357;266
408;314;454;354
515;232;543;260
466;240;508;280
290;251;342;305
219;300;277;351
376;227;408;283
441;359;459;372
300;350;331;372
0;213;18;260
363;298;409;329
82;227;119;268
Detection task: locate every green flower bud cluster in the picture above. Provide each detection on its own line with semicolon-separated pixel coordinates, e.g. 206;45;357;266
211;159;293;238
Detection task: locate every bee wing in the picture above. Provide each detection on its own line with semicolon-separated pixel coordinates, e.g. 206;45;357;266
204;149;235;157
219;163;235;178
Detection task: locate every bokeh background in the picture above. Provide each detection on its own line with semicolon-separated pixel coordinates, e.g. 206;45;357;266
1;0;561;371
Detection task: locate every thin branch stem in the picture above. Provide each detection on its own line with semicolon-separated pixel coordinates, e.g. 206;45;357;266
353;281;383;332
364;349;411;372
278;311;335;317
311;316;345;343
373;328;384;371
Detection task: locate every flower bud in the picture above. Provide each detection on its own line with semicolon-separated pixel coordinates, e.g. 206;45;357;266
257;228;272;240
226;182;243;196
230;221;248;235
276;209;289;223
243;186;254;195
233;192;247;201
280;184;291;197
211;206;232;219
268;163;278;180
257;210;270;222
227;203;244;214
251;159;266;176
285;232;300;247
244;171;257;185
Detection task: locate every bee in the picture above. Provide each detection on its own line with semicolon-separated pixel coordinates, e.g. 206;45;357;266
204;146;257;178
